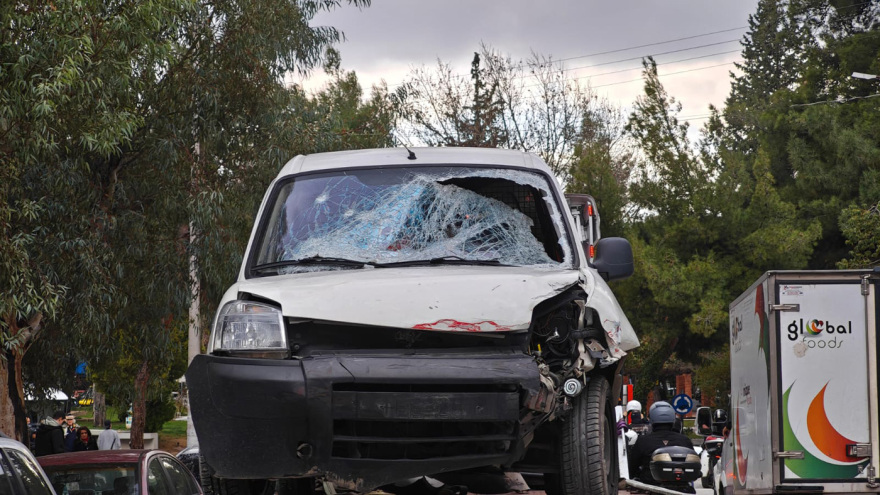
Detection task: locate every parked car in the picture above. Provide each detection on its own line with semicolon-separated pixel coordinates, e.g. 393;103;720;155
175;445;200;479
0;435;56;494
38;450;202;495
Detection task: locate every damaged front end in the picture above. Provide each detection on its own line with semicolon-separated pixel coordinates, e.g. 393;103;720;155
188;156;637;492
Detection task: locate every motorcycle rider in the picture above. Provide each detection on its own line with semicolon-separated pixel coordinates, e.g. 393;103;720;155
712;409;730;436
628;401;694;484
626;400;648;425
623;399;651;445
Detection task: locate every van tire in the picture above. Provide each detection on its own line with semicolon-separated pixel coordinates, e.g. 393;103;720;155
559;378;618;495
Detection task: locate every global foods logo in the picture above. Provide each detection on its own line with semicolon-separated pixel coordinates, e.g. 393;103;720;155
787;318;852;348
732;315;743;351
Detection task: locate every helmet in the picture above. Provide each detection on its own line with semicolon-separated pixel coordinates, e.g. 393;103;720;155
649;401;676;424
713;409;728;423
626;400;642;413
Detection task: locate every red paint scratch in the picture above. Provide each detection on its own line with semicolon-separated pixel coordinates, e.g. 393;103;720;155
413;319;511;332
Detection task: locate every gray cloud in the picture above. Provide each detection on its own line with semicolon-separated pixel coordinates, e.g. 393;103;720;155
307;0;759;122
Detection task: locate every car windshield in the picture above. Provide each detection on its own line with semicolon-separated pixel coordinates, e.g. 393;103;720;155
43;464;137;495
252;166;572;275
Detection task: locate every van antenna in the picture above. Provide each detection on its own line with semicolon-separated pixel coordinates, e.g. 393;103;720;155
402;144;417;160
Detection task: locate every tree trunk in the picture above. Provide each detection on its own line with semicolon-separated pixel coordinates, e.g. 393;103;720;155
1;348;29;443
93;389;106;428
130;359;150;449
187;221;201;448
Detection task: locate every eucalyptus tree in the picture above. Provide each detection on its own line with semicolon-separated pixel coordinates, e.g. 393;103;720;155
1;0;372;444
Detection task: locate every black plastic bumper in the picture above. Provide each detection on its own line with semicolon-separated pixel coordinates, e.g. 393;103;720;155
186;352;540;490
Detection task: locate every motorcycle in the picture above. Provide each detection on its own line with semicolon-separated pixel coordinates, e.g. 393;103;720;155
699;434;725;488
695;406;730;488
648;445;701;494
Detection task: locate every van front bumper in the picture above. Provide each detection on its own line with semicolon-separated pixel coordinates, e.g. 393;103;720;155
186;351;540;490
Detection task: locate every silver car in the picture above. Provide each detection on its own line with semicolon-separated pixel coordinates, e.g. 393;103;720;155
0;435;56;494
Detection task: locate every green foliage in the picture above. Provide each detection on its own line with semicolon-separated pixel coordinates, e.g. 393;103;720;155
1;0;377;439
694;346;731;409
837;205;880;268
145;399;177;433
620;0;877;394
566;100;635;237
3;0;878;442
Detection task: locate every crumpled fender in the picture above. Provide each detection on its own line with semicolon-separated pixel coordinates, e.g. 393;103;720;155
581;267;640;359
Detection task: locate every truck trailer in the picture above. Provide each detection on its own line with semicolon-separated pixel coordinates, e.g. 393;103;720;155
716;269;880;495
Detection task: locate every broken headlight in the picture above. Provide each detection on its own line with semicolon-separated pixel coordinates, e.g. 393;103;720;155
210;301;289;358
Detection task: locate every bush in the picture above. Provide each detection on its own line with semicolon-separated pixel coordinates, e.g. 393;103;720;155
145;399;177;433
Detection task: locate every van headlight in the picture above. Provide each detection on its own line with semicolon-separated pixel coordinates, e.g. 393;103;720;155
210;301;289;358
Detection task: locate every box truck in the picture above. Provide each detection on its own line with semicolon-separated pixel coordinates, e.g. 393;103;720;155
713;269;880;495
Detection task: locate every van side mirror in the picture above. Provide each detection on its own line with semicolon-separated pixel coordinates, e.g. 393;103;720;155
592;237;633;281
695;406;712;436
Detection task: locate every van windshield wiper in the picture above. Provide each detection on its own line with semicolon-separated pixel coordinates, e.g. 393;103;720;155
374;255;508;268
252;256;374;273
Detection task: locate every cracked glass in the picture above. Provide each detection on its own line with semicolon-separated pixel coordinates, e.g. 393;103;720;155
252;166;572;274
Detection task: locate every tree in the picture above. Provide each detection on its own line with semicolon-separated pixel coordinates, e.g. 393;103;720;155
723;0;816;163
399;46;615;179
566;97;636;237
1;0;373;443
621;58;821;390
717;0;880;270
400;52;507;149
1;0;164;442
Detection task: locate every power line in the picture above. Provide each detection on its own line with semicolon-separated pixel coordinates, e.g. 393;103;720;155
560;39;741;74
591;61;740;89
549;26;747;65
521;51;741;90
790;93;880;108
567;50;741;81
385;26;749;90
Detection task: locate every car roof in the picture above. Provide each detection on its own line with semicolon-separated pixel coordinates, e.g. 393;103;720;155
0;436;31;450
37;449;157;467
278;147;551;177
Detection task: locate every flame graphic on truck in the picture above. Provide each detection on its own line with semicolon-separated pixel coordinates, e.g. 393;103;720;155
755;284;770;387
735;410;748;486
782;384;867;478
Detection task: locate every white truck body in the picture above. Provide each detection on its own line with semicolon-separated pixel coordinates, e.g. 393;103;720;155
719;269;880;495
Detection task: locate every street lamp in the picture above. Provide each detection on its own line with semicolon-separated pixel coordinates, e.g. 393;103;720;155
852;72;879;80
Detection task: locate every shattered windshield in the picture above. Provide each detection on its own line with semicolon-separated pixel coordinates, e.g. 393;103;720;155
251;166;572;274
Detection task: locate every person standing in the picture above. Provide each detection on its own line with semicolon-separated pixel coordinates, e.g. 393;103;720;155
97;420;121;450
34;411;66;456
63;414;78;452
73;427;99;451
63;414;77;434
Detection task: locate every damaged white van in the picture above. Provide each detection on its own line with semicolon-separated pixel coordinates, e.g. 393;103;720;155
186;147;639;495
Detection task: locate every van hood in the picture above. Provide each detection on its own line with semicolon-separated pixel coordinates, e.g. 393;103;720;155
232;266;581;332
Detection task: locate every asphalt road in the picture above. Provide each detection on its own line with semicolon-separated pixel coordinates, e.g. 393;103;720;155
358;474;715;495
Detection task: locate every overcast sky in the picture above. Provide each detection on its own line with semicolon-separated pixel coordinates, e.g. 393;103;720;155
298;1;760;135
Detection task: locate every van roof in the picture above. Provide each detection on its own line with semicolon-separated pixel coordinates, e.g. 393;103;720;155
278;147;551;177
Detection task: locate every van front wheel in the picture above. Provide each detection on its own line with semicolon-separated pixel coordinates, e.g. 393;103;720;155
559;378;618;495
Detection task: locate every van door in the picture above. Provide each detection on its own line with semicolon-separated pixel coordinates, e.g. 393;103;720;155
775;277;875;483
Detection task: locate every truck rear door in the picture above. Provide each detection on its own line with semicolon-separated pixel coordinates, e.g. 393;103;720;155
775;274;878;486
